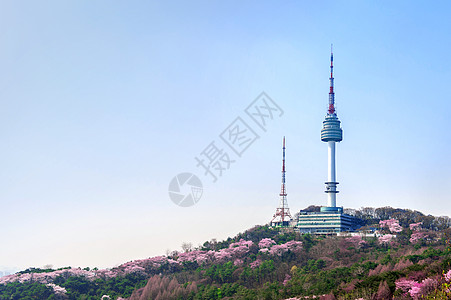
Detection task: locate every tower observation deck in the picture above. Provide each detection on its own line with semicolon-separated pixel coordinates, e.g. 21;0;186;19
320;46;343;212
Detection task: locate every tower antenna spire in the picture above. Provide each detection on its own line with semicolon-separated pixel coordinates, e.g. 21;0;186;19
328;44;335;115
270;136;292;227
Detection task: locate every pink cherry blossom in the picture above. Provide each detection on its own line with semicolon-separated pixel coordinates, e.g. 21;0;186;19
229;239;253;248
249;259;262;269
213;239;253;261
409;222;423;231
378;234;394;244
266;240;303;256
214;248;233;261
409;282;423;298
445;269;451;282
95;269;117;279
269;244;289;256
258;238;276;248
284;241;303;253
177;250;212;264
46;283;67;295
395;278;417;293
380;219;403;233
410;231;428;244
0;274;18;285
394;277;436;299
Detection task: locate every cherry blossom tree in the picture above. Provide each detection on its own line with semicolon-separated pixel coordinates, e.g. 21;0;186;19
258;238;276;249
395;277;438;299
379;219;403;233
378;234;394;244
267;240;303;256
445;269;451;282
249;259;261;269
46;283;67;296
395;278;417;293
410;231;428;244
409;222;423;231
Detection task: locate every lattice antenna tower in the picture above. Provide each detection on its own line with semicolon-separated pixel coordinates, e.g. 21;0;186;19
270;137;292;226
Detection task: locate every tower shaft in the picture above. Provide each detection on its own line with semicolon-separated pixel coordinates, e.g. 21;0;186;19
327;141;337;207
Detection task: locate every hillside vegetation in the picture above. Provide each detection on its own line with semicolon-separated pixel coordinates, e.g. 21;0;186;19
2;206;451;300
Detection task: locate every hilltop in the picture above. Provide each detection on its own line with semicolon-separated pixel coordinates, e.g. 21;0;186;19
1;206;451;299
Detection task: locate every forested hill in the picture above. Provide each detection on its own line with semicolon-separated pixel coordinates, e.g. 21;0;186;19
2;206;451;299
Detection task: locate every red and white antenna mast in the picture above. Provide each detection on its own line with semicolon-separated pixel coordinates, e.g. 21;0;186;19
270;137;292;226
328;44;336;115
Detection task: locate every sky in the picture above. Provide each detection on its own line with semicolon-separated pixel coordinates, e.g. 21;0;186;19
1;1;451;271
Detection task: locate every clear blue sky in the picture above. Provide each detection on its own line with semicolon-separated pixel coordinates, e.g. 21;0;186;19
1;1;450;271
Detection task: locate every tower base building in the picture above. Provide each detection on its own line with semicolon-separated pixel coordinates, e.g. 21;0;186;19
296;208;361;234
